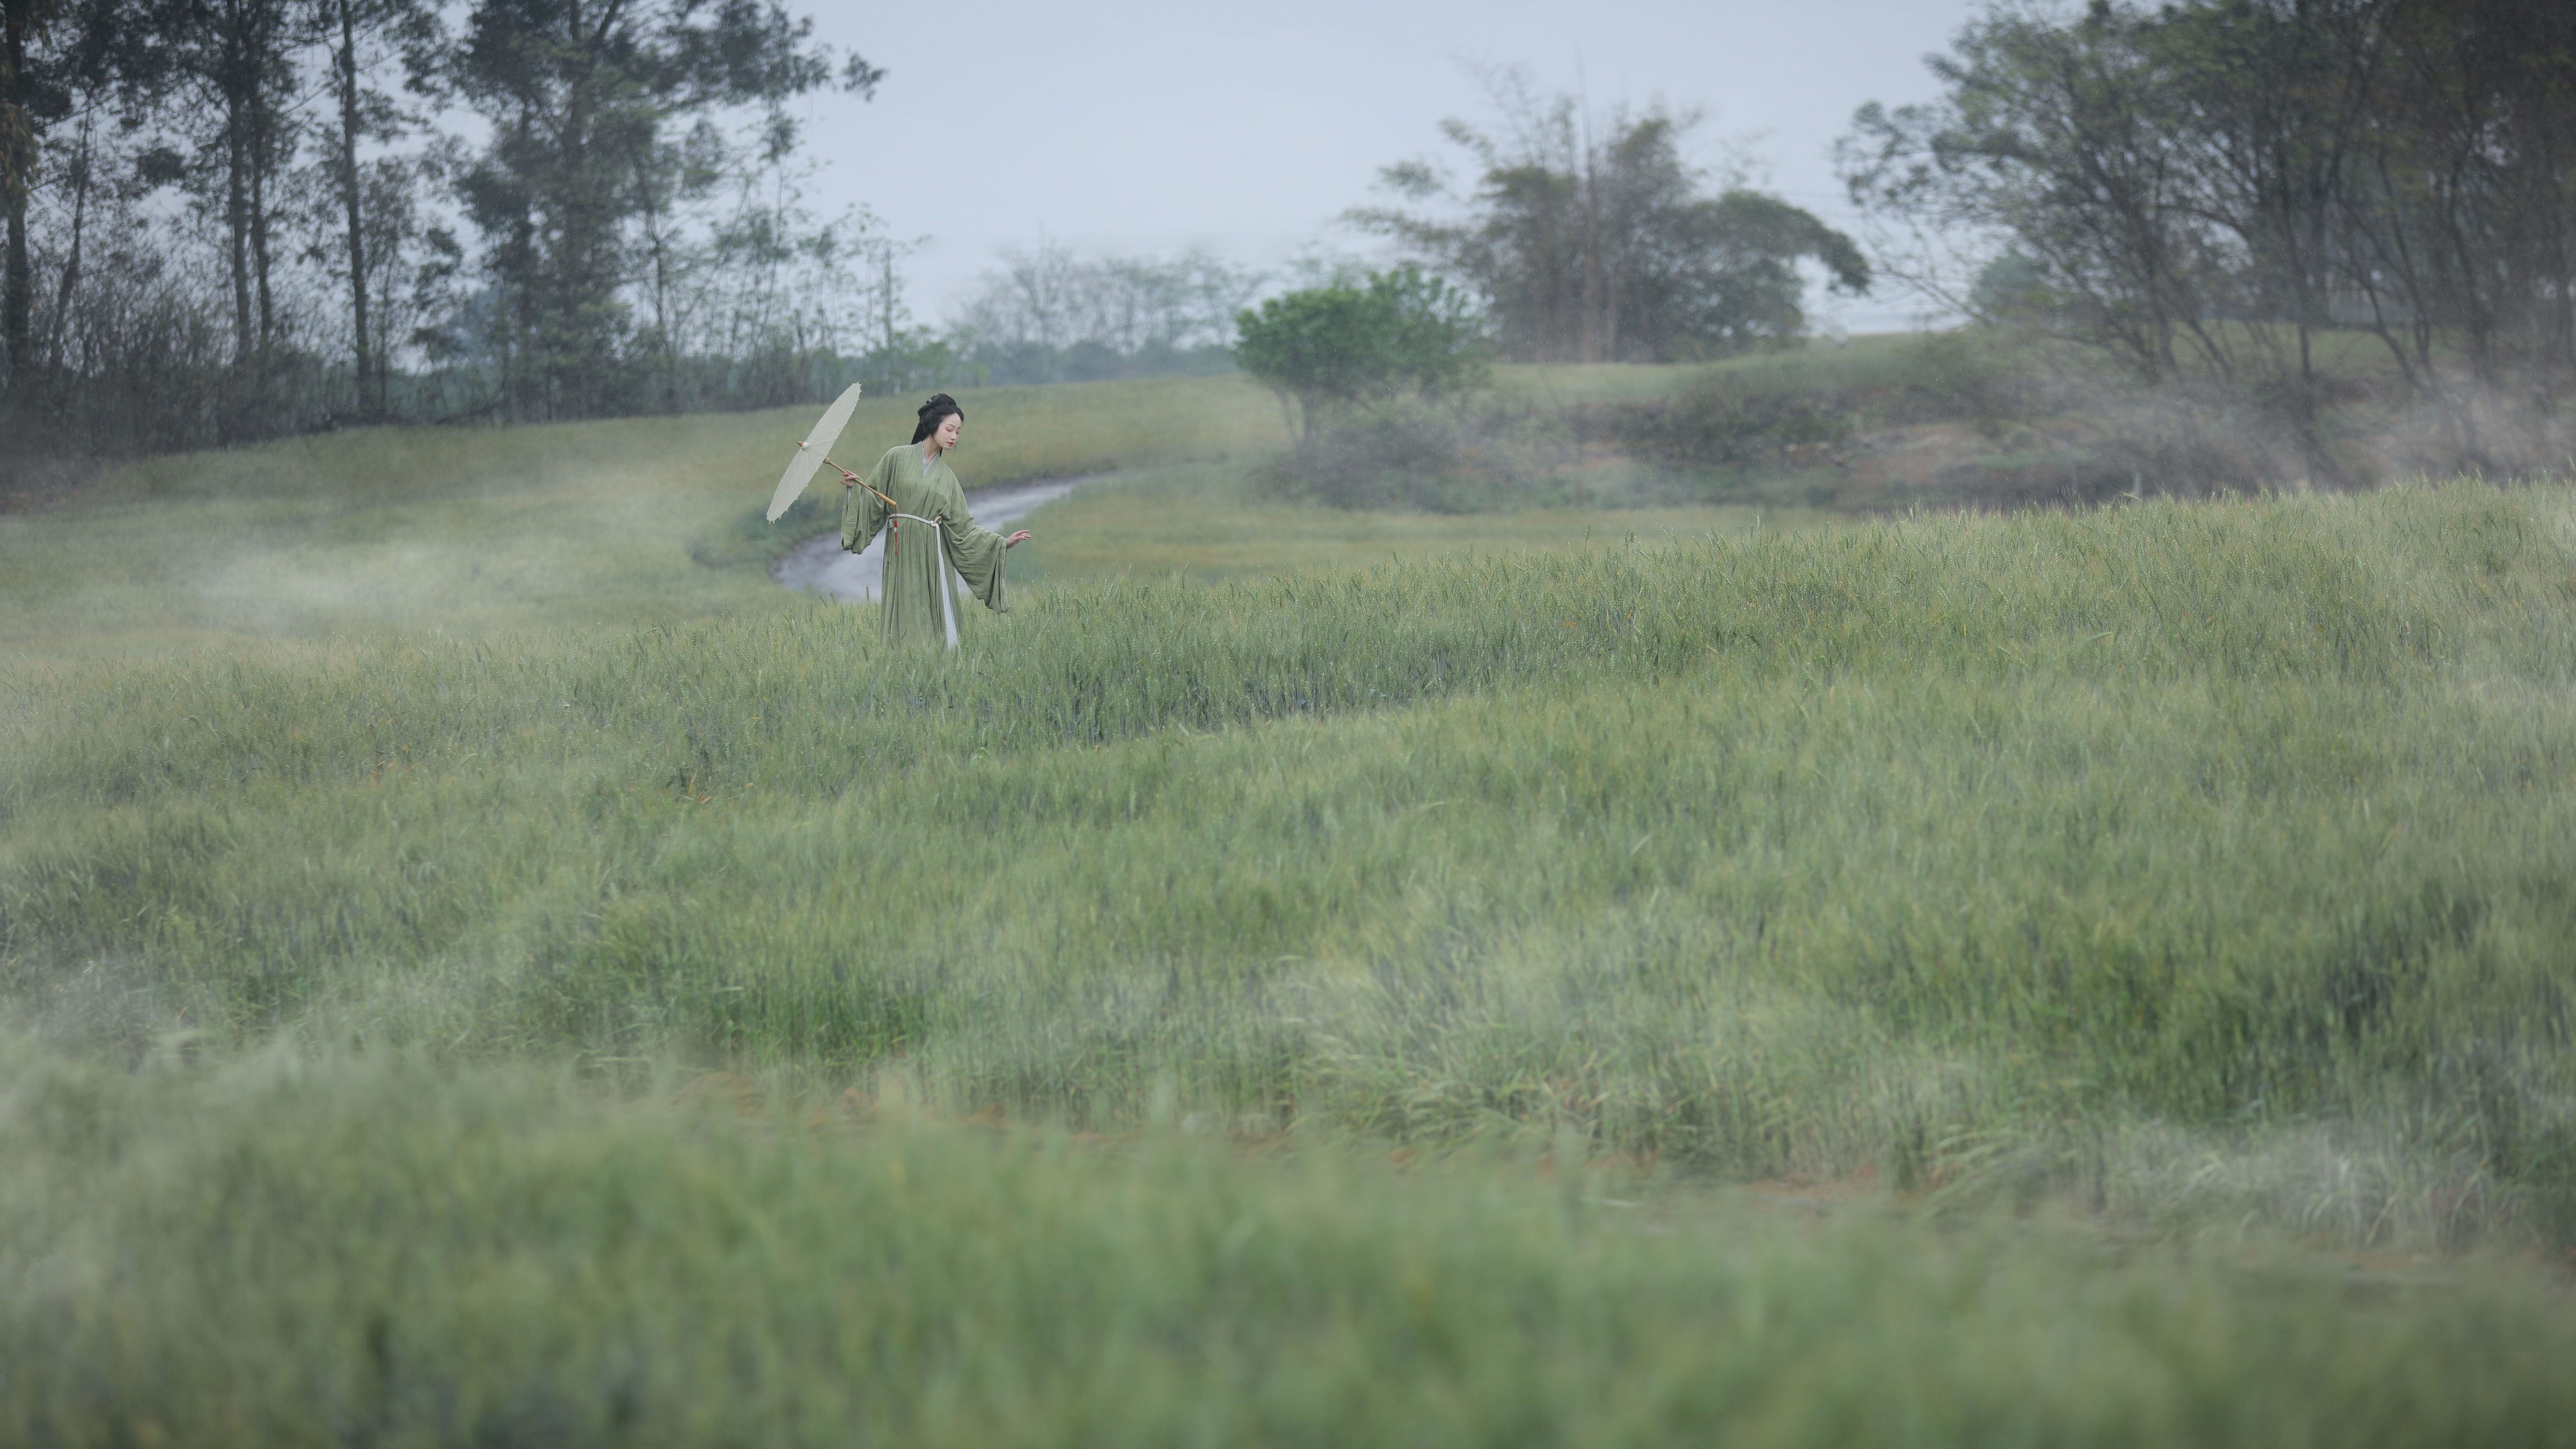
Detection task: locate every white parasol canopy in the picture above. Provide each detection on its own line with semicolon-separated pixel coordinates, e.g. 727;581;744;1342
766;383;864;521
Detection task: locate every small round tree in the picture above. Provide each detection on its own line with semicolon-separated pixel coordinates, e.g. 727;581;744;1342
1233;267;1487;449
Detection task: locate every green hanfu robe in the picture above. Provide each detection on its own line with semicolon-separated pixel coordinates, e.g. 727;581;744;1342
839;443;1010;648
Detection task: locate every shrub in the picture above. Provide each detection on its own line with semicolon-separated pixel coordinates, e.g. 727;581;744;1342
1233;268;1488;445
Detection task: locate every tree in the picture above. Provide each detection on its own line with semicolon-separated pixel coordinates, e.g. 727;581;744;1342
2;0;72;383
309;0;440;419
447;0;879;420
1232;266;1485;446
3;0;135;402
2337;0;2576;397
1350;76;1868;363
126;0;305;389
7;0;913;460
1842;2;2287;387
1839;0;2576;474
947;241;1262;384
685;113;876;409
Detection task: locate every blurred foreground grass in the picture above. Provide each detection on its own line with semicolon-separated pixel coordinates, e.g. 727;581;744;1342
5;1046;2571;1447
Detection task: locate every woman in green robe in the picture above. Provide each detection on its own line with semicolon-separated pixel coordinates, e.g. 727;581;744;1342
837;393;1031;648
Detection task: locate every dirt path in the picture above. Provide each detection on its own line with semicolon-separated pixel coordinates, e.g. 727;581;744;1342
772;475;1093;603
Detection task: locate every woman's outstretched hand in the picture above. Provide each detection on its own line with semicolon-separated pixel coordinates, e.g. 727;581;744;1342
839;469;861;488
1003;530;1033;548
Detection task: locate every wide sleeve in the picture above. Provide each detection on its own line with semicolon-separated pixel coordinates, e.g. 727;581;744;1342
839;449;897;553
936;472;1011;612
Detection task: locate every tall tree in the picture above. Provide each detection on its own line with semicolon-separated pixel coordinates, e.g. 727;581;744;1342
1841;0;2576;472
449;0;877;420
2347;0;2576;393
310;0;439;419
122;0;303;386
1841;4;2229;384
1352;79;1868;363
1;0;71;384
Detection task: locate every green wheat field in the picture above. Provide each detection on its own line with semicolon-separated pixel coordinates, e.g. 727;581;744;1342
3;363;2573;1444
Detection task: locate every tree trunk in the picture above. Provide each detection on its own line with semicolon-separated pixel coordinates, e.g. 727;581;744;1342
558;0;601;417
2;0;32;381
1576;148;1602;365
2;173;24;387
44;108;89;374
248;47;275;356
250;137;273;349
226;110;253;370
333;0;372;417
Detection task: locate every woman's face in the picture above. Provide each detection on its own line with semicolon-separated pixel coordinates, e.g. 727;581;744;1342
932;413;963;451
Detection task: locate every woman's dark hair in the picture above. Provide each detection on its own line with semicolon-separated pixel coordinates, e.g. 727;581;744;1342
910;393;964;444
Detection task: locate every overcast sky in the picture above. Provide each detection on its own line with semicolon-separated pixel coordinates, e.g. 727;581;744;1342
780;0;1987;334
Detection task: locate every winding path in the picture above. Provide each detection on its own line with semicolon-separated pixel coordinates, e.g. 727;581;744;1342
771;475;1092;603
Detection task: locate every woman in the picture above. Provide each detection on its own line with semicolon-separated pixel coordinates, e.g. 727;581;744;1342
838;393;1033;648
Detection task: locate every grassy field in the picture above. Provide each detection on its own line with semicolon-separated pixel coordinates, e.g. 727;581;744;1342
5;363;2575;1440
1008;461;1838;587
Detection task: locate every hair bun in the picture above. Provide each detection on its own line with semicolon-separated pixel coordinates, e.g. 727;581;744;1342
909;393;966;444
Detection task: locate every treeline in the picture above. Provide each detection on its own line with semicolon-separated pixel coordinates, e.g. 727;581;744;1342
943;242;1261;386
1843;0;2576;481
1224;77;1874;509
0;0;908;464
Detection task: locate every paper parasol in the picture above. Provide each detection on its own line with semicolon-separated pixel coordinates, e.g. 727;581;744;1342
766;383;864;521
